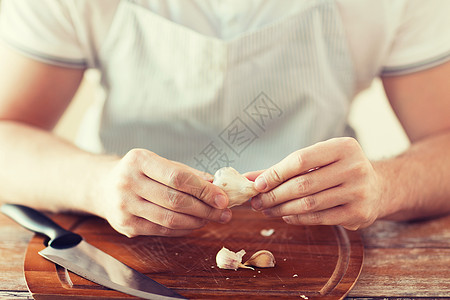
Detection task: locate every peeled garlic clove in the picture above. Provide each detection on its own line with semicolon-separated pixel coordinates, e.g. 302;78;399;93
216;247;247;270
244;250;276;268
213;167;259;208
260;228;275;237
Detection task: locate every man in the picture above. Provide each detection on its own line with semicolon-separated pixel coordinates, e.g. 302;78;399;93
0;0;449;237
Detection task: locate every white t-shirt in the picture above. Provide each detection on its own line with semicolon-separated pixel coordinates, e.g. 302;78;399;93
2;0;450;90
1;0;450;171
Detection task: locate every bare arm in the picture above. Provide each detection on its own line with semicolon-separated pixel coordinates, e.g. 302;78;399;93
377;60;450;220
0;44;231;237
0;43;92;211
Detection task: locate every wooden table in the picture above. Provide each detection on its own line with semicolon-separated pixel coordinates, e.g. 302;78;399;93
1;213;450;299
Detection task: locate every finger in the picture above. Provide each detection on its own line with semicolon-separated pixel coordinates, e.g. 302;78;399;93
133;174;232;224
261;186;346;217
129;197;210;230
242;169;265;181
132;150;228;209
251;162;344;210
120;216;194;237
172;160;214;182
165;170;229;209
282;205;365;231
282;205;348;227
254;139;349;193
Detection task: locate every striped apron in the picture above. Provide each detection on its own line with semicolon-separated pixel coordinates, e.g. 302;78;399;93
91;0;354;173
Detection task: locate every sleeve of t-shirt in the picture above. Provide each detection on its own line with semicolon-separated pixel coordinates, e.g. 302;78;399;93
0;0;87;68
381;0;450;76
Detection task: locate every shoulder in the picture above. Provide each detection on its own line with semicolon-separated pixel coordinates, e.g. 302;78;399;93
0;0;120;68
336;0;450;91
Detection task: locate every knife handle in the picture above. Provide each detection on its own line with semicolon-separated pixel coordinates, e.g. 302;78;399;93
1;204;82;249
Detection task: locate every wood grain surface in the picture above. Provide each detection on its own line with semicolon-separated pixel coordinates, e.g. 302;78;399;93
348;216;450;298
23;207;363;299
0;214;33;292
4;210;450;299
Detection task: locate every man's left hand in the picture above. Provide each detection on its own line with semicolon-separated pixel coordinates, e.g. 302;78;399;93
250;137;385;230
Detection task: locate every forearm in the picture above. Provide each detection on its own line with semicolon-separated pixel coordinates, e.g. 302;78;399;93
0;120;117;214
375;130;450;221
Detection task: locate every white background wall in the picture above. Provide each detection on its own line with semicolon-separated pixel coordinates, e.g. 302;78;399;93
54;71;411;161
348;78;410;160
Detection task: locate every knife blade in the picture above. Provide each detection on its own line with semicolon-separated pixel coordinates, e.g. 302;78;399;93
1;204;186;300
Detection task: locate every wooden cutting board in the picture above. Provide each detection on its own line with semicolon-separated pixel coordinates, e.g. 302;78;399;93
24;206;363;299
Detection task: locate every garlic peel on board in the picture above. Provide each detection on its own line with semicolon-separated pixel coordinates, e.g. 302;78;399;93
216;247;276;270
215;247;253;270
213;167;259;208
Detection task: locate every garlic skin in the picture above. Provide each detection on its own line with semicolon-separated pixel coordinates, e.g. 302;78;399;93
213;167;259;208
216;247;247;270
243;250;276;268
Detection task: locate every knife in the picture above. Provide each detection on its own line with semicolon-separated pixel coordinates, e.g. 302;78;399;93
1;204;186;300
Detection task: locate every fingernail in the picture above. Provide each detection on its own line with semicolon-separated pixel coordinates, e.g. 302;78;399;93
201;172;214;182
214;194;227;209
255;176;267;191
251;197;263;210
262;209;273;217
219;209;232;223
282;216;292;224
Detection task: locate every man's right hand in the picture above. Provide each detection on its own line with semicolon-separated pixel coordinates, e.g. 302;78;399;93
95;148;232;237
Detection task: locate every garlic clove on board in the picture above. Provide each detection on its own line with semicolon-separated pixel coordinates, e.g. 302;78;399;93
216;247;253;270
213;167;259;208
243;250;276;268
260;228;275;237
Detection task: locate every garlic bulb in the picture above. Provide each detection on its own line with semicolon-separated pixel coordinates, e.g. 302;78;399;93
213;167;259;208
216;247;251;270
243;250;276;268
